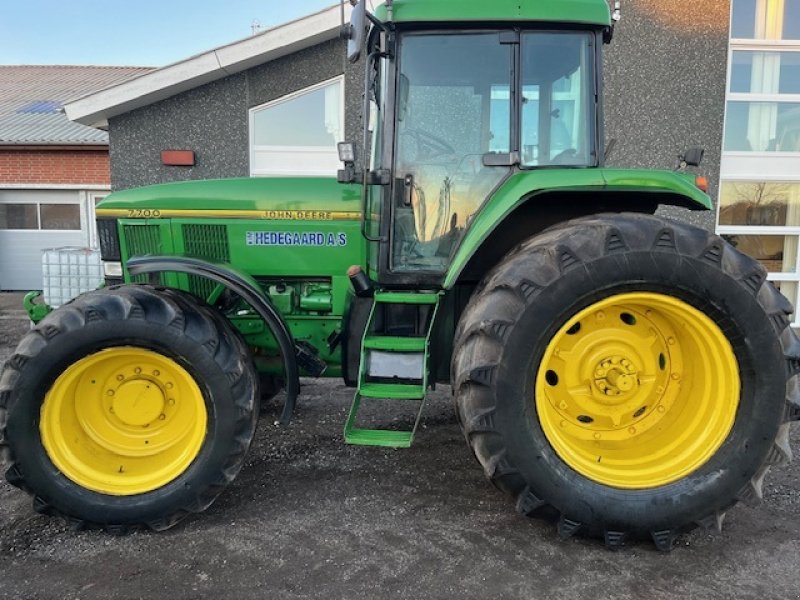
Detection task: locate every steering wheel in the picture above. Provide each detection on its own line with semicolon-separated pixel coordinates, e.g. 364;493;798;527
400;128;457;162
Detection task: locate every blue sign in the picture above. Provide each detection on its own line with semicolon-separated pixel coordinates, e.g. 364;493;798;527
246;231;348;247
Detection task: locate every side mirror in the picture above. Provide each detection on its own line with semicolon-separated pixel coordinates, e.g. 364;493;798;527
344;0;368;63
678;146;705;170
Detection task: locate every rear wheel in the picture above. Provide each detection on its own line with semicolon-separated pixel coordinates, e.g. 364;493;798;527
452;213;800;550
0;285;258;532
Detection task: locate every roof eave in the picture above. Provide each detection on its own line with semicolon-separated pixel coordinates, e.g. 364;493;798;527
0;142;108;149
65;4;349;129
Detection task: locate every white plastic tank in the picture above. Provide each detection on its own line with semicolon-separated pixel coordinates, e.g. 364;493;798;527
41;247;103;308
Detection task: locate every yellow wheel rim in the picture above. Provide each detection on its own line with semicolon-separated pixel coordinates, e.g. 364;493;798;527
535;292;740;489
40;347;207;496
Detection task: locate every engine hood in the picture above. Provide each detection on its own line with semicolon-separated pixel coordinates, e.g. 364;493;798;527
97;177;362;218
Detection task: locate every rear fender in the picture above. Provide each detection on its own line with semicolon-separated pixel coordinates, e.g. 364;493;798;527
444;168;711;288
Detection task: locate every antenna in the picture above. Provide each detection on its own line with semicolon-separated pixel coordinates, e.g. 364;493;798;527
251;19;263;36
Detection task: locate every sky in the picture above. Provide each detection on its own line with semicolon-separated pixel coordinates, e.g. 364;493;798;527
0;1;339;67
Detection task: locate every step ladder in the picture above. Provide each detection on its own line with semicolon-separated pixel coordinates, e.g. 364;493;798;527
344;291;441;448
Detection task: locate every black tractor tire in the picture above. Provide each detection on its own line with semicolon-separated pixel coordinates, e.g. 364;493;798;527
452;213;800;550
0;285;258;533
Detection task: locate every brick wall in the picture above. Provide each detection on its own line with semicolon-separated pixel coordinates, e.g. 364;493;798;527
0;148;110;185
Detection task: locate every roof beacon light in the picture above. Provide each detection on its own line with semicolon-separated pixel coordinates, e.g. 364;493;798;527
612;0;621;22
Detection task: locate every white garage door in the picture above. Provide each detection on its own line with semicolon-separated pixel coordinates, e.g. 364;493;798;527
0;189;87;291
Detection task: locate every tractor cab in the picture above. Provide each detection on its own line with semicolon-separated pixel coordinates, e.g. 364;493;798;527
340;0;612;284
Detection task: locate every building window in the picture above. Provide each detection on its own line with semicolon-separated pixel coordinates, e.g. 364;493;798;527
721;0;800;326
40;204;81;230
731;0;800;40
719;181;800;226
0;204;38;229
249;77;344;177
724;101;800;152
0;201;80;231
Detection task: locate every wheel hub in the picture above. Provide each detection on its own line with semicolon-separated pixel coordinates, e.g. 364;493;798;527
593;356;638;398
112;380;165;426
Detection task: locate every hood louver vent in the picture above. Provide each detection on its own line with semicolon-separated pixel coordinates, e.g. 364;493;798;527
182;224;230;300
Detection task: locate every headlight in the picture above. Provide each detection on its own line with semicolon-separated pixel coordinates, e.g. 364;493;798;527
103;261;123;278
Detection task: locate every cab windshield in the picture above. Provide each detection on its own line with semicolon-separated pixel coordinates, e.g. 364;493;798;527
390;30;596;273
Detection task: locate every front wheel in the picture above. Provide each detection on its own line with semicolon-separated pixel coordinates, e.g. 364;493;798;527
452;213;799;550
0;285;258;532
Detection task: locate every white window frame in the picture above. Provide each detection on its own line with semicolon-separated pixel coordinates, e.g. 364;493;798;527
85;191;109;248
723;45;800;156
248;76;345;177
0;195;84;233
719;0;800;325
719;1;800;323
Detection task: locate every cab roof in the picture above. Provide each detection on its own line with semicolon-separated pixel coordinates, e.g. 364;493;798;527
374;0;612;28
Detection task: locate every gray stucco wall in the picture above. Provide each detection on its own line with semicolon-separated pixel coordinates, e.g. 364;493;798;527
109;39;362;191
110;73;249;189
111;2;731;234
604;0;731;231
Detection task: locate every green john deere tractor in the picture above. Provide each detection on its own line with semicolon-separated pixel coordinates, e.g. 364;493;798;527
1;0;798;549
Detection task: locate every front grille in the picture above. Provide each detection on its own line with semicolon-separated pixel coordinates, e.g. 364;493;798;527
124;224;162;256
123;224;162;284
182;224;230;299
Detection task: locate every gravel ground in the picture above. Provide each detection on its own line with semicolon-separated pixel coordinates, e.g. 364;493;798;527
0;293;799;600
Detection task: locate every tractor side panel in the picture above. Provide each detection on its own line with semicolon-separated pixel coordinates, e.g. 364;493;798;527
118;215;365;378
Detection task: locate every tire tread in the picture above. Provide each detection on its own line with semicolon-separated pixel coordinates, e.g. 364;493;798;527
0;284;258;533
452;213;798;549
